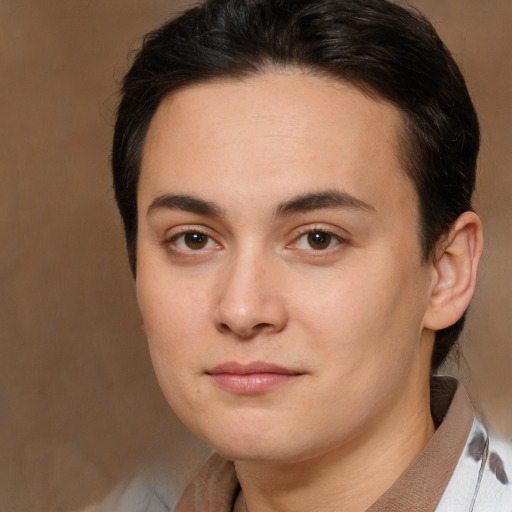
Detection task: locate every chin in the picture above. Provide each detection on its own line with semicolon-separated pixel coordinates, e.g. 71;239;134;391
203;425;330;465
213;439;299;463
212;436;337;466
187;415;297;462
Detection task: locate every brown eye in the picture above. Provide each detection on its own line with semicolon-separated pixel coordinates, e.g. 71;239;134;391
167;229;220;255
307;231;332;250
184;232;209;250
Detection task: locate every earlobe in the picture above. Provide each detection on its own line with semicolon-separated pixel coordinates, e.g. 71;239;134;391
424;211;484;331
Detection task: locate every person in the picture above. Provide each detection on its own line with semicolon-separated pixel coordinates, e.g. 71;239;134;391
90;0;511;510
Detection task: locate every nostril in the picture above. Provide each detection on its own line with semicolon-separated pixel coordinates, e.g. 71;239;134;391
217;321;277;339
218;322;230;333
254;322;273;331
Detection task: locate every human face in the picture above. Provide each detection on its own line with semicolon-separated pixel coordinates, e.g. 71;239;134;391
136;73;435;463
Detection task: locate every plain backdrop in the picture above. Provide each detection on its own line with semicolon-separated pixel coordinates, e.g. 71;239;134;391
1;1;511;510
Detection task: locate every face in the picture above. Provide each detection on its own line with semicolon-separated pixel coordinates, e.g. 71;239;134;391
136;73;436;464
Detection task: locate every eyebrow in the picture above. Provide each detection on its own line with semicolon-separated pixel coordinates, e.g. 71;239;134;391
274;190;375;217
147;194;223;217
146;189;375;219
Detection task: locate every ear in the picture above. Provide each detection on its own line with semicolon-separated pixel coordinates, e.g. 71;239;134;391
423;211;484;331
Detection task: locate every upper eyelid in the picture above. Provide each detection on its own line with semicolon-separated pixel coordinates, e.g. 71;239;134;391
289;224;350;241
298;230;345;242
293;230;346;248
164;225;218;241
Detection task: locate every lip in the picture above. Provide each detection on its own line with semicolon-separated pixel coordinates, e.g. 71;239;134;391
206;361;304;394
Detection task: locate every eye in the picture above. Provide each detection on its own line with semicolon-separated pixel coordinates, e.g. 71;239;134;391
170;231;218;251
294;230;343;251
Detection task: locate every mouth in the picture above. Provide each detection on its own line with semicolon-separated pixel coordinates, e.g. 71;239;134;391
206;361;305;394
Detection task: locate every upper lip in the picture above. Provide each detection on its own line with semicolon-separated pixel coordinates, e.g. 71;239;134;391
206;361;303;375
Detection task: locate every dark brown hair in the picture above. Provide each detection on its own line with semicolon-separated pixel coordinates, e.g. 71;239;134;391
112;0;480;372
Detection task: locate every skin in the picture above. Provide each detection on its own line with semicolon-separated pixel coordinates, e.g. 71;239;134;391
135;72;478;511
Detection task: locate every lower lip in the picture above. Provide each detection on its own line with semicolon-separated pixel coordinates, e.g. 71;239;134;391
208;372;302;394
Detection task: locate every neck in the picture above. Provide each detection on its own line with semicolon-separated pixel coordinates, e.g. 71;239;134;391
234;377;435;512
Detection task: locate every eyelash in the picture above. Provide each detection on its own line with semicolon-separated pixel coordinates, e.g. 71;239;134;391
288;227;347;254
164;228;221;254
163;227;347;255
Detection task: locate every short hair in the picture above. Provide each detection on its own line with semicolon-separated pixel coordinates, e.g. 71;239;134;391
112;0;480;372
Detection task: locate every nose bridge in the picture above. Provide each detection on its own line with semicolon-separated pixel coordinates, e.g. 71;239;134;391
215;244;287;338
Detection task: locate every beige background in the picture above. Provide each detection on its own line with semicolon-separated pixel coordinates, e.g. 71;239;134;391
1;1;510;510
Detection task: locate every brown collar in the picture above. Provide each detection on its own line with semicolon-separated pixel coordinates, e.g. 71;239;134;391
174;377;474;512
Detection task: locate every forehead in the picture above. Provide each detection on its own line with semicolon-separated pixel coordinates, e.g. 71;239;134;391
139;72;414;218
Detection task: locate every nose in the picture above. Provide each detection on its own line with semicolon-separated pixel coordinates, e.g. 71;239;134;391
214;252;288;340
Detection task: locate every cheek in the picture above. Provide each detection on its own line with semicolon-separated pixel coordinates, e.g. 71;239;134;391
137;280;210;421
136;269;211;378
137;254;212;329
291;256;429;365
136;276;224;436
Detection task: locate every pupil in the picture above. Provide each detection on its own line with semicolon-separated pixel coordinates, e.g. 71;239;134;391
308;231;330;250
185;232;207;249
